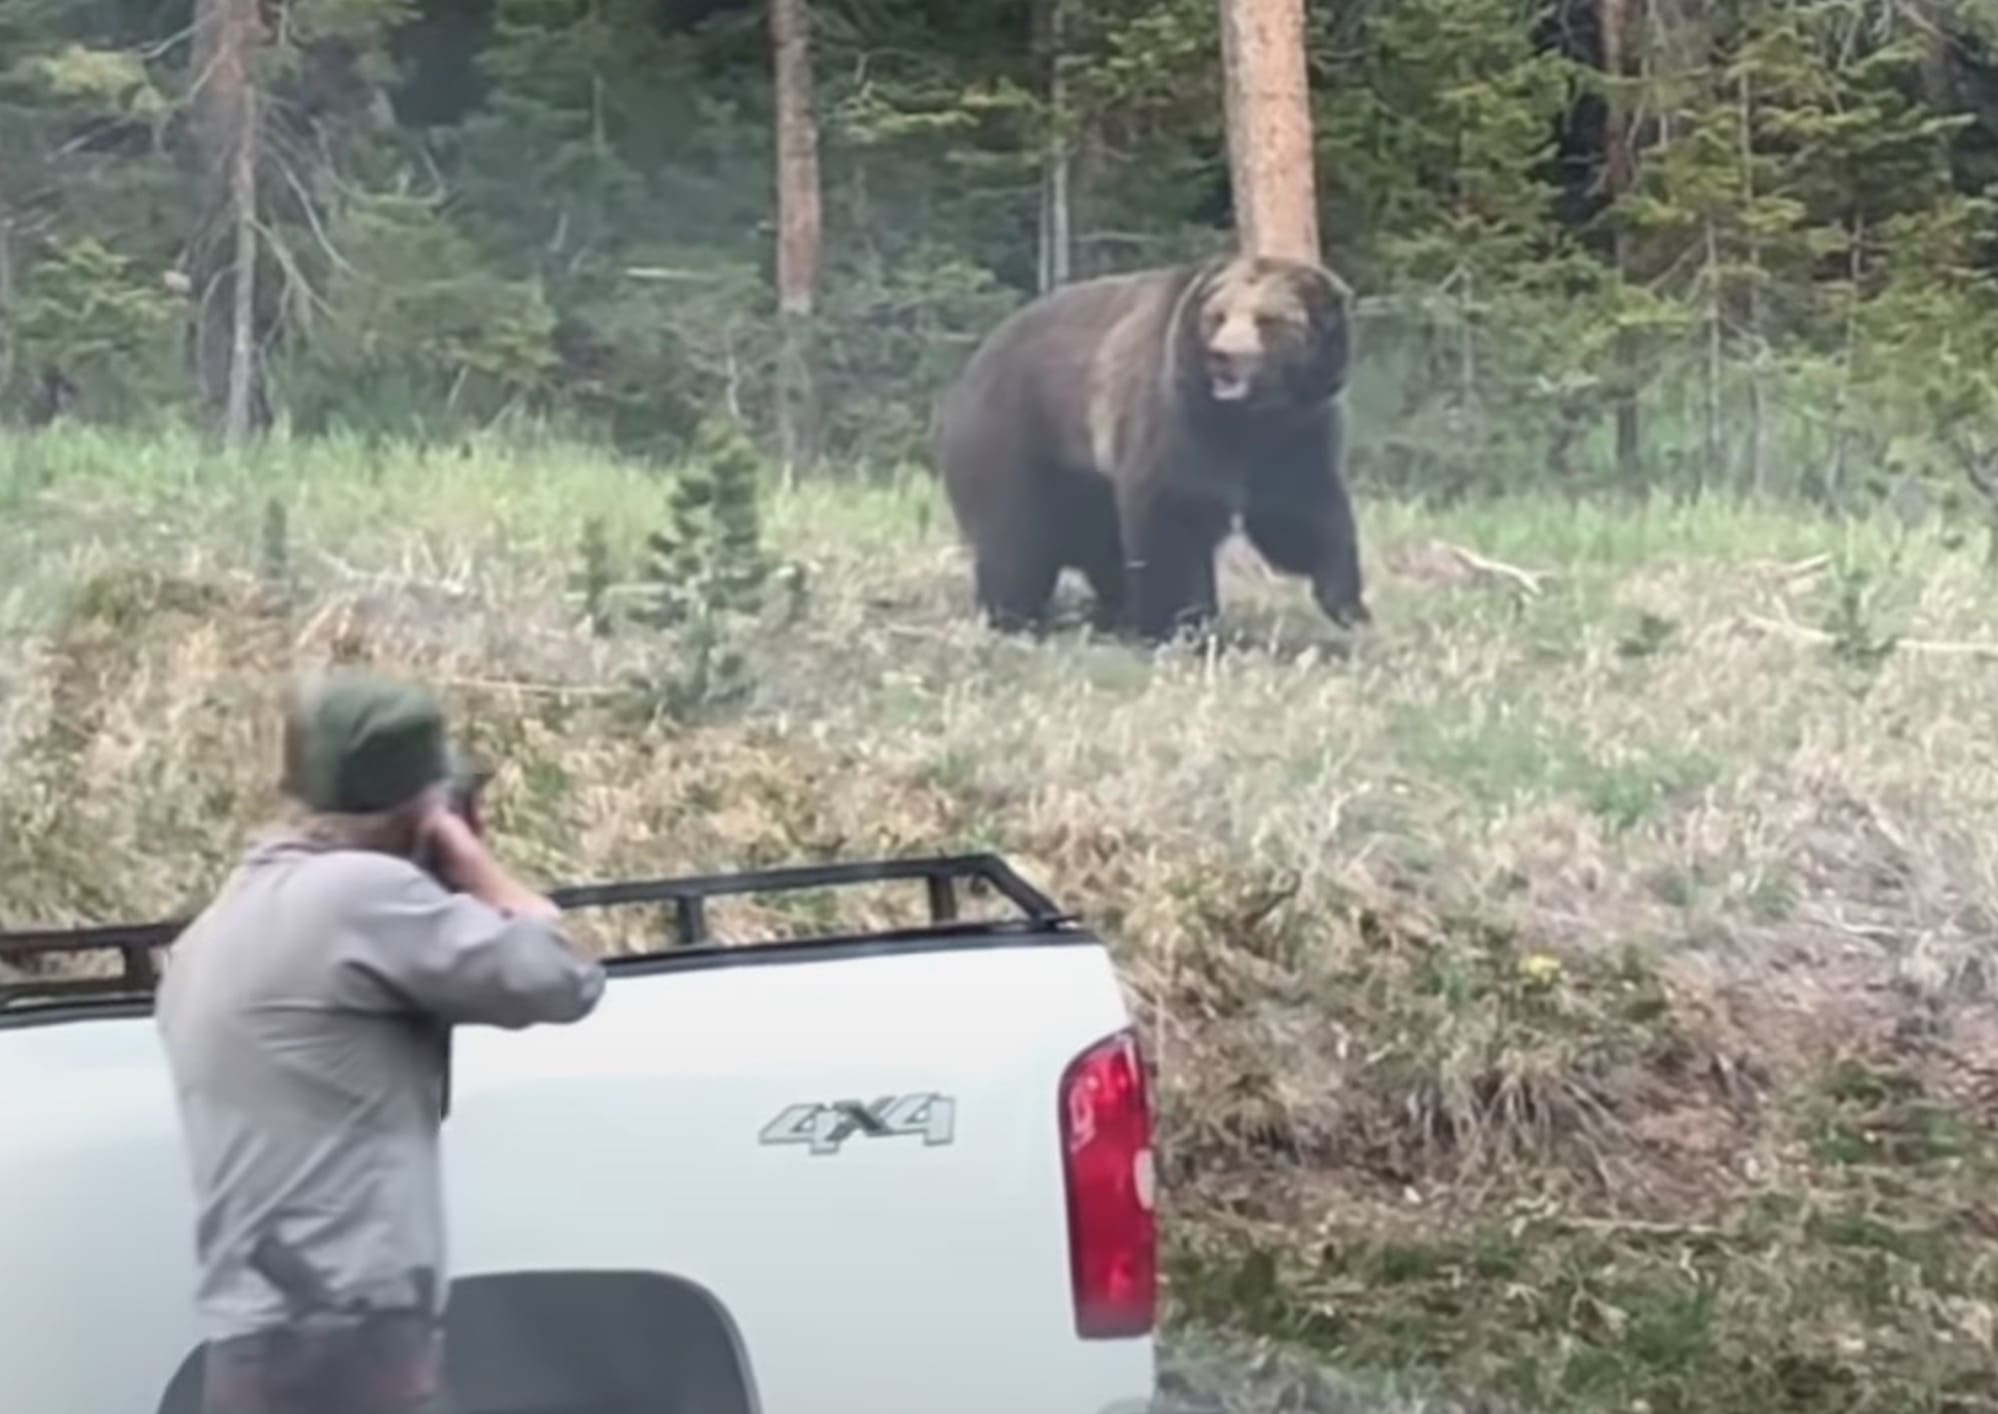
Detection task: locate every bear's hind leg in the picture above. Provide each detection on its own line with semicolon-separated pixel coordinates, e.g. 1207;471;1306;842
1059;473;1128;634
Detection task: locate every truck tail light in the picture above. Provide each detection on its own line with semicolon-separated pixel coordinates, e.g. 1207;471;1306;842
1058;1027;1157;1339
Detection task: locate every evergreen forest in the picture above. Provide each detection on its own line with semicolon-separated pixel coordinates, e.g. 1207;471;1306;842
10;0;1998;526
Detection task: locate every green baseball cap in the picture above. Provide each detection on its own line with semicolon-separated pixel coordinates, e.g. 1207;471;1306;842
280;669;452;814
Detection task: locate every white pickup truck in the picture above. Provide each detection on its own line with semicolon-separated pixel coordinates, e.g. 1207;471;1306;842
0;852;1159;1414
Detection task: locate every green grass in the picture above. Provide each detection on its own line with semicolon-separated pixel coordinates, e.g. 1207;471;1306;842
6;424;1998;1413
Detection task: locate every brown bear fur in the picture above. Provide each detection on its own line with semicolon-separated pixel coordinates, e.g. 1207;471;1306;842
929;251;1367;641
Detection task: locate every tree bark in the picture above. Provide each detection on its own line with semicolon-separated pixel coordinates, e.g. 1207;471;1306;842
1739;69;1765;497
1036;0;1072;292
1599;0;1641;485
1217;0;1319;263
770;0;822;479
1702;215;1721;497
188;0;267;444
1823;213;1863;509
224;81;259;444
0;212;14;404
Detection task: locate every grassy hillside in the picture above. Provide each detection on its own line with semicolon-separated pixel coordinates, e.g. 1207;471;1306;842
4;425;1997;1412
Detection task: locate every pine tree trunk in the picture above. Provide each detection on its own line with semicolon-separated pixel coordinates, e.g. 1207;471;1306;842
1824;214;1863;507
1703;216;1722;497
1739;70;1765;497
189;0;266;445
1218;0;1320;262
770;0;822;481
224;81;259;444
0;212;14;402
1600;0;1641;485
1068;113;1108;280
1036;0;1072;292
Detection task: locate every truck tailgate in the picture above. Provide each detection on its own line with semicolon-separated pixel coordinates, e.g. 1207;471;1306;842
442;934;1153;1411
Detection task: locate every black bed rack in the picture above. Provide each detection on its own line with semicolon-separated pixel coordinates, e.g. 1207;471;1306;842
0;852;1075;1014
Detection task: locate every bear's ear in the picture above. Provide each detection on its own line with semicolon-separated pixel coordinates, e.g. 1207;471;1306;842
1291;263;1353;400
1181;255;1230;318
1292;262;1353;332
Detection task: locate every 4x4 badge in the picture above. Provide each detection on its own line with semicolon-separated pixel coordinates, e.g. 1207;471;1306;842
760;1094;957;1155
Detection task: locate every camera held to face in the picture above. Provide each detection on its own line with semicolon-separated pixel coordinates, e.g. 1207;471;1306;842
416;755;490;887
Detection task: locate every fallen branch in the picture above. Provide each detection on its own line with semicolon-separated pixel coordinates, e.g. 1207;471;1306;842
309;547;472;598
1434;540;1553;597
436;675;626;699
561;582;664;601
1551;1217;1727;1240
1737;612;1998;659
1743;551;1832;582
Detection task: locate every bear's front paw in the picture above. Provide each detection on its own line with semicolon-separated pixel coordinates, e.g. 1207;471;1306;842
1314;582;1371;629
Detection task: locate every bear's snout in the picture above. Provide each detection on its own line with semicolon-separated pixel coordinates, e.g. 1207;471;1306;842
1207;355;1254;401
1205;334;1263;402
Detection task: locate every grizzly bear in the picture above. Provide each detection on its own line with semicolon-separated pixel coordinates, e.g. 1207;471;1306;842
929;250;1367;642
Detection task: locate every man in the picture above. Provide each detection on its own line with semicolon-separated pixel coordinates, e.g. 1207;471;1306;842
156;669;607;1414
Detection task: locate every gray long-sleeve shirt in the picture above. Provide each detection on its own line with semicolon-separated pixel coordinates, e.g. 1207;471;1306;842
155;833;606;1340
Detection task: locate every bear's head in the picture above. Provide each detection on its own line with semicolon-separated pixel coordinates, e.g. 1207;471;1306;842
1174;254;1353;419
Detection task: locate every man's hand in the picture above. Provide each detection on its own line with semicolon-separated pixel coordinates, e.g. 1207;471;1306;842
417;804;561;922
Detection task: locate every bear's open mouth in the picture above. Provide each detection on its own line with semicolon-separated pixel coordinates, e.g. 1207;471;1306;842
1209;372;1251;401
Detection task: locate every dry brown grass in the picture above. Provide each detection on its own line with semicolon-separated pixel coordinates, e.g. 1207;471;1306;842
3;425;1997;1411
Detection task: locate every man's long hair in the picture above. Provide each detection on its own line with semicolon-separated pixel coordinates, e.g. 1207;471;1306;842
279;791;439;858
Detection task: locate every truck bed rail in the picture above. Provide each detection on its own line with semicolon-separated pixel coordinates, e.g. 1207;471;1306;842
0;852;1076;1015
